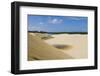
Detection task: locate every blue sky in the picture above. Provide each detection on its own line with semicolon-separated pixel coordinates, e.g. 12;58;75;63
28;15;88;32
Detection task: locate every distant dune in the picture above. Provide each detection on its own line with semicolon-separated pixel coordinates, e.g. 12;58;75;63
28;33;73;61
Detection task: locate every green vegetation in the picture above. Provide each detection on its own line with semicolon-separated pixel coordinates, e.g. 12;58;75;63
28;31;88;35
49;32;88;34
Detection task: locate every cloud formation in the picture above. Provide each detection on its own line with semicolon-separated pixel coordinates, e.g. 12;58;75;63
48;18;63;24
39;22;44;25
29;25;42;31
66;16;87;20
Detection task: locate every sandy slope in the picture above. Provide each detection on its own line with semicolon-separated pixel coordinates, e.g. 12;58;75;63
28;33;73;61
45;34;88;59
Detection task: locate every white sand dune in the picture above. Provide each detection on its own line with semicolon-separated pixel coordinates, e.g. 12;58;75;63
28;33;73;61
45;34;88;59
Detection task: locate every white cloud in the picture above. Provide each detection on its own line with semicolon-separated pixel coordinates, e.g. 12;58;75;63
48;18;63;24
52;19;58;23
28;25;42;31
39;22;43;25
66;16;87;20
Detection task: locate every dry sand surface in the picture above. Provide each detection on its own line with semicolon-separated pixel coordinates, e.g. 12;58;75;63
28;33;88;61
28;33;73;61
45;34;88;59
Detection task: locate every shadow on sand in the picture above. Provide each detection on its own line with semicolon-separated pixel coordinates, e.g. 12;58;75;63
53;44;72;50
